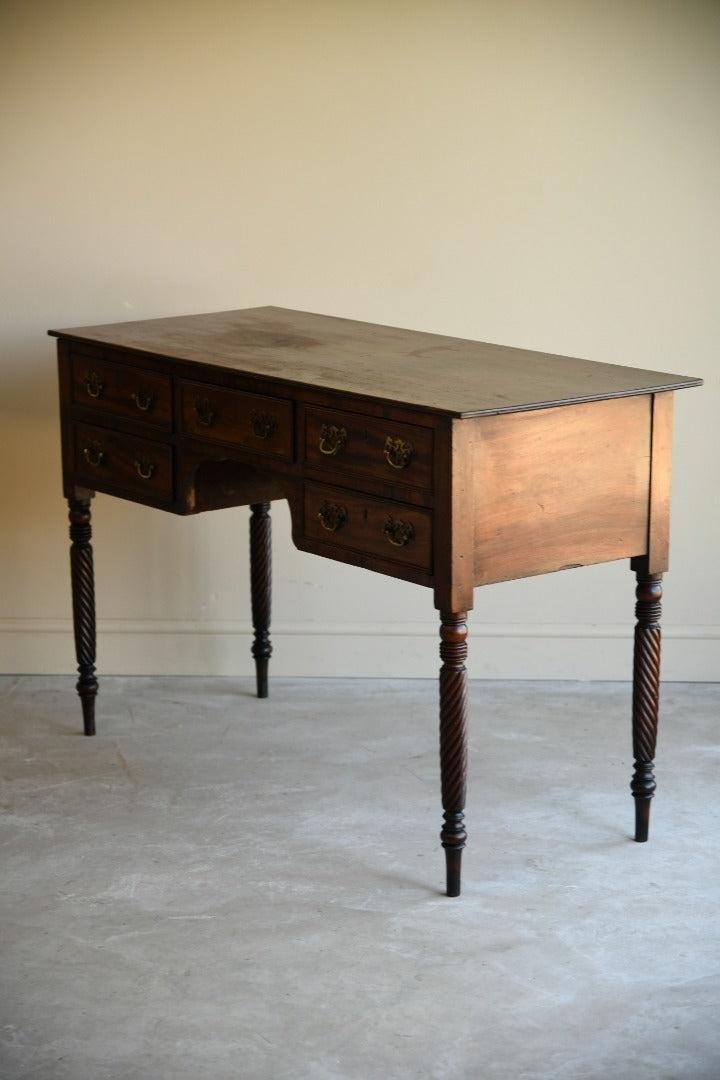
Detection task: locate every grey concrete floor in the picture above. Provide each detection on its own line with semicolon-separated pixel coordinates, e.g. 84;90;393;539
1;676;718;1080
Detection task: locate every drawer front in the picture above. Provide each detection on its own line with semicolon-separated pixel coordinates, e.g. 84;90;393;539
304;482;432;571
74;422;174;504
304;407;433;489
71;352;172;429
180;380;293;460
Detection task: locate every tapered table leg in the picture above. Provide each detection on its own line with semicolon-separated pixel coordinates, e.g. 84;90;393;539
68;497;98;736
439;611;469;896
630;559;663;842
250;502;272;698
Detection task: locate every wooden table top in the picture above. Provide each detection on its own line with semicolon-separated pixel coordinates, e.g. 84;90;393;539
50;306;701;418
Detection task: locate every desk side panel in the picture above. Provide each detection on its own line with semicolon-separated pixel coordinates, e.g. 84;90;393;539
646;391;674;575
433;419;475;612
472;396;652;586
57;340;90;501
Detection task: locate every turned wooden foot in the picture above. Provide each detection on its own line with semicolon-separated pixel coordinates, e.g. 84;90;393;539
250;502;272;698
439;611;468;896
68;497;98;735
630;558;663;842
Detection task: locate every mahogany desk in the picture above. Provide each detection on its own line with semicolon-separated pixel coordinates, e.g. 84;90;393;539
51;307;701;896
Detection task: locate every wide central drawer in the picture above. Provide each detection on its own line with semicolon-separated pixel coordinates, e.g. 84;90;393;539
73;422;174;506
180;380;293;460
303;482;432;571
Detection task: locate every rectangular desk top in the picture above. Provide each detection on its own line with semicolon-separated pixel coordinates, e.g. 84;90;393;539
50;306;701;418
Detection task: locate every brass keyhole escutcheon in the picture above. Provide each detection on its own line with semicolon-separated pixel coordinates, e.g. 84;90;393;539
384;436;413;470
318;424;347;457
82;443;105;468
383;516;414;547
84;372;104;399
134;458;156;480
317;501;348;533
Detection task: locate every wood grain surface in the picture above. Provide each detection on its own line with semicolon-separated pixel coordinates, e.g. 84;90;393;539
50;306;701;418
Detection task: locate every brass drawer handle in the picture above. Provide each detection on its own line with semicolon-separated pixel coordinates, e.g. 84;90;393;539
195;397;216;427
318;424;347;456
250;410;277;439
133;390;155;412
82;443;105;468
84;371;104;399
317;501;347;533
384;436;414;470
383;516;414;547
134;457;156;480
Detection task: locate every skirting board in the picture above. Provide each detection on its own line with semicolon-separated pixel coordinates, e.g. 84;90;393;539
1;619;717;681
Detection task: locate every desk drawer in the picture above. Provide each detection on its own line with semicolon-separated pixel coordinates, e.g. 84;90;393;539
180;380;293;460
74;422;174;504
71;352;172;429
304;407;433;490
304;482;432;571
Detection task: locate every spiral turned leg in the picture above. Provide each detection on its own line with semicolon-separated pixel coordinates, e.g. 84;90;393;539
68;497;98;736
439;612;469;897
250;502;272;699
631;564;663;842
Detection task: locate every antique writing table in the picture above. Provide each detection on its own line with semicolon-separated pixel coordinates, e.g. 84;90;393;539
51;307;701;896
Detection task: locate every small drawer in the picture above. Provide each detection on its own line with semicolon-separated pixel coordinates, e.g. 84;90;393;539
180;380;293;460
71;352;172;429
304;407;433;489
74;422;174;505
304;482;432;571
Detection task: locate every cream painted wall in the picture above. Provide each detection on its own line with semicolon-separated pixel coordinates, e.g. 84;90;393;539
1;0;718;681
